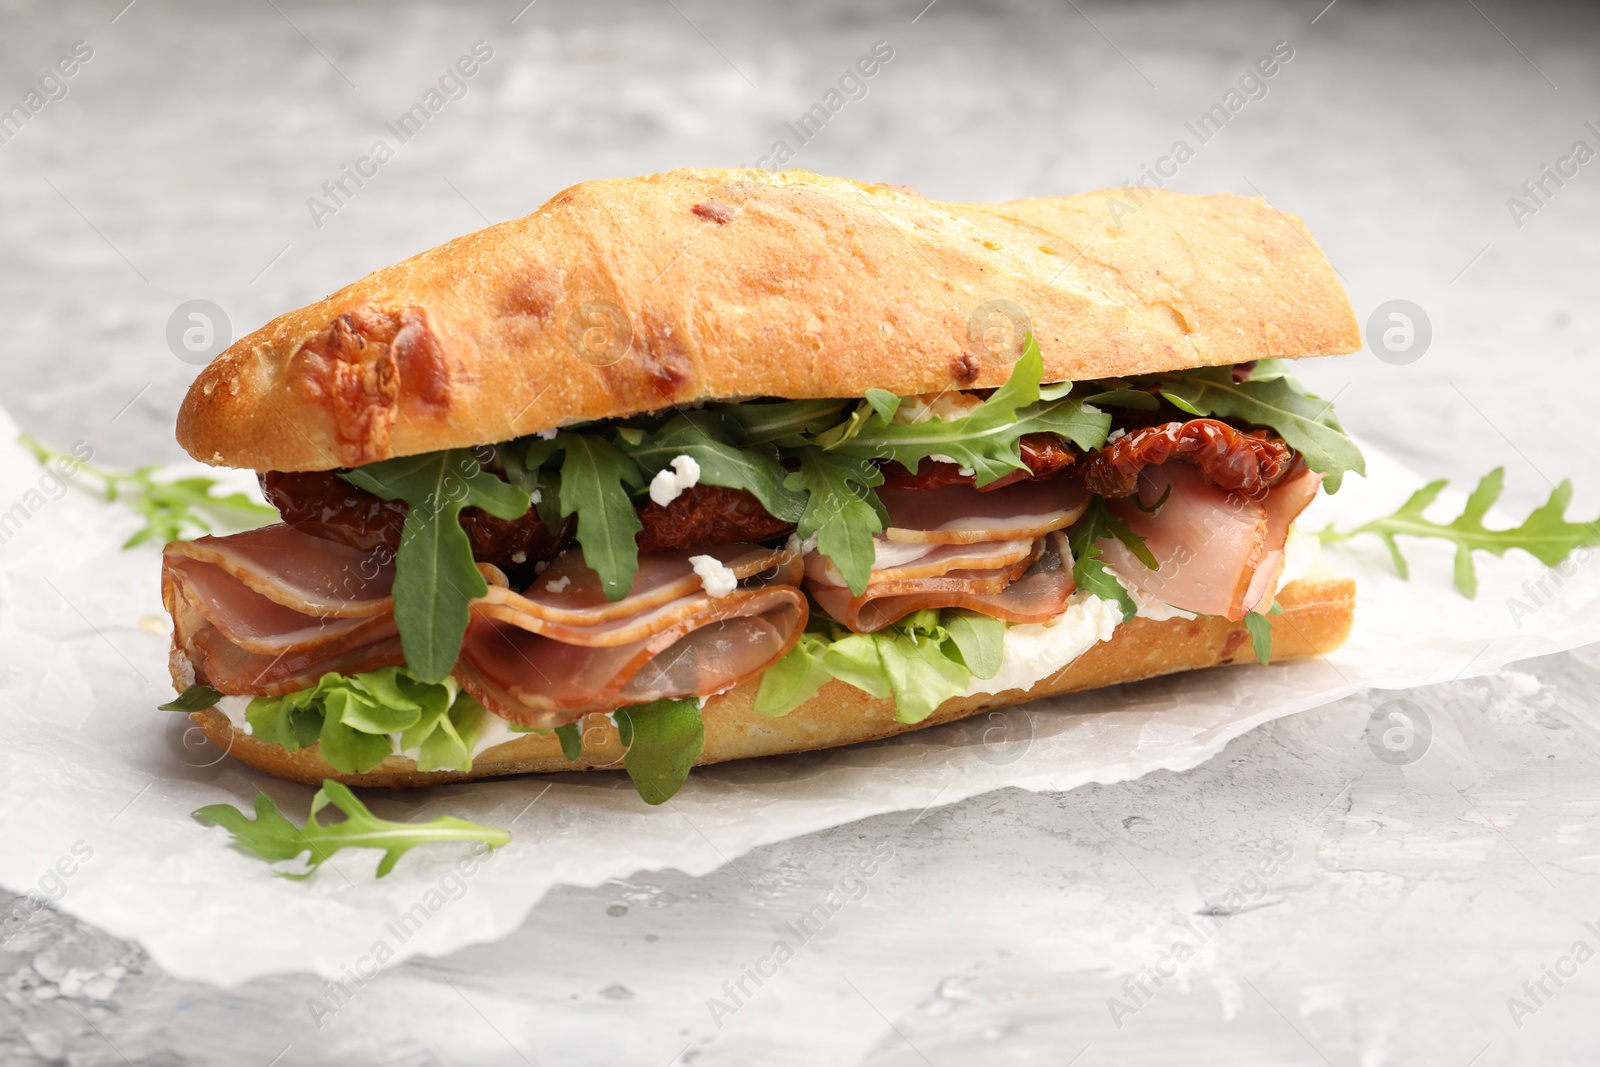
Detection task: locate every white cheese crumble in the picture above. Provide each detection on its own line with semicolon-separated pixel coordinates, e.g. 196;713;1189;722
963;592;1124;697
545;575;572;593
649;455;701;507
529;490;542;506
535;428;559;440
892;392;983;424
511;550;527;564
689;554;738;598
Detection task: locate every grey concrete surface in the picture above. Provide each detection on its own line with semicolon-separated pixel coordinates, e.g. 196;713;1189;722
1;0;1598;1063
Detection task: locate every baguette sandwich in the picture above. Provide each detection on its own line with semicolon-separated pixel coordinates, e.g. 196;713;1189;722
162;168;1362;804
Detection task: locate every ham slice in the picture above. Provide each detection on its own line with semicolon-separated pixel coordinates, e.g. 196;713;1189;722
877;477;1089;544
1100;464;1322;620
162;527;807;722
164;523;393;617
803;537;1037;587
456;585;808;726
808;533;1075;633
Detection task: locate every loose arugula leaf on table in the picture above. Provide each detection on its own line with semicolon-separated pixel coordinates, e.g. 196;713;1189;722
515;432;645;601
1066;498;1149;619
1319;468;1600;598
784;447;888;595
158;684;223;712
21;434;276;548
1151;366;1365;493
342;451;530;682
821;335;1112;486
627;412;806;522
194;780;509;879
615;698;705;805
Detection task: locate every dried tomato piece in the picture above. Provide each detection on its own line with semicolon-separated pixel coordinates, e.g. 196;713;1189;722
877;433;1077;492
635;485;794;552
1082;419;1301;499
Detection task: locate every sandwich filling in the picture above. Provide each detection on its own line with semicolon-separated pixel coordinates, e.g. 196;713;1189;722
161;340;1363;796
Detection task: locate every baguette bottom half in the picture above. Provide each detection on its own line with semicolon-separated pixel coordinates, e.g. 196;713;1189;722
187;577;1355;789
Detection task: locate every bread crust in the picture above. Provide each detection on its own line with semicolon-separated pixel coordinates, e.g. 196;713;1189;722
178;169;1359;472
188;576;1355;789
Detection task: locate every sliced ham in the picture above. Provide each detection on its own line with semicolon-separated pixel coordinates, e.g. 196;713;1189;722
164;523;394;617
803;537;1037;587
1100;464;1322;620
877;477;1089;544
808;533;1075;633
455;585;808;726
162;527;808;722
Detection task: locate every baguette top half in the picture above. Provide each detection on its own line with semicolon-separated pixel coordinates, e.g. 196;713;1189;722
178;168;1360;473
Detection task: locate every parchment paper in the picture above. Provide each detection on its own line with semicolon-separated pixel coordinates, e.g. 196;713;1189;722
1;407;1596;985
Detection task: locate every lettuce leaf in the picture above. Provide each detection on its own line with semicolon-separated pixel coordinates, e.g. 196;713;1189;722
753;610;1007;725
244;667;486;775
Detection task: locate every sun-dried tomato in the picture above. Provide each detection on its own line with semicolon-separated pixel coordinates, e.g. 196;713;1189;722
1082;419;1301;498
635;485;794;552
877;433;1078;492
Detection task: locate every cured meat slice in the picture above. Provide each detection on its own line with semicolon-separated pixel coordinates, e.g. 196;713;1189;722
164;523;393;617
878;477;1088;544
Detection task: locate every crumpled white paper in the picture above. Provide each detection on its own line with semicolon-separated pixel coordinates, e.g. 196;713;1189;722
1;406;1596;986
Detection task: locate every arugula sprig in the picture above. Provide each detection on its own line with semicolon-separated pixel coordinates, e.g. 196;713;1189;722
615;698;705;805
195;781;509;879
21;434;276;548
1066;498;1154;619
1151;364;1364;492
1319;468;1600;597
341;450;530;683
819;335;1112;485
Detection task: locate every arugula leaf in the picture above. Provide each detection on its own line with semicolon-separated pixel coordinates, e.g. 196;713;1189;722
1067;499;1141;618
554;722;584;761
244;667;485;775
863;388;902;422
341;451;530;683
1320;469;1600;597
824;336;1112;486
615;698;705;805
21;434;276;548
631;413;806;522
194;781;509;879
786;447;888;596
159;684;223;712
1152;367;1365;493
710;399;850;445
940;610;1006;680
518;433;644;601
1243;611;1273;665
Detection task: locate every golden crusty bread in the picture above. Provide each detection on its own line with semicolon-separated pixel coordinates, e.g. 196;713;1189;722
177;169;1359;473
186;576;1354;789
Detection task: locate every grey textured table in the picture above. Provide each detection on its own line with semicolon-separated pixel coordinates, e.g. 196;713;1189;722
3;0;1599;1063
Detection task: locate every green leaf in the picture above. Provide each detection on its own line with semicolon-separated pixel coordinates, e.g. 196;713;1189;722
1067;499;1139;618
243;668;479;775
159;684;223;712
20;433;276;549
341;450;530;682
863;388;902;422
1152;367;1365;493
554;722;584;761
710;399;850;445
631;413;806;522
820;632;894;698
785;447;888;596
753;632;834;717
1243;611;1273;665
941;610;1005;680
194;780;510;879
530;433;646;601
876;627;970;723
825;336;1112;487
615;699;705;805
1320;469;1600;598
